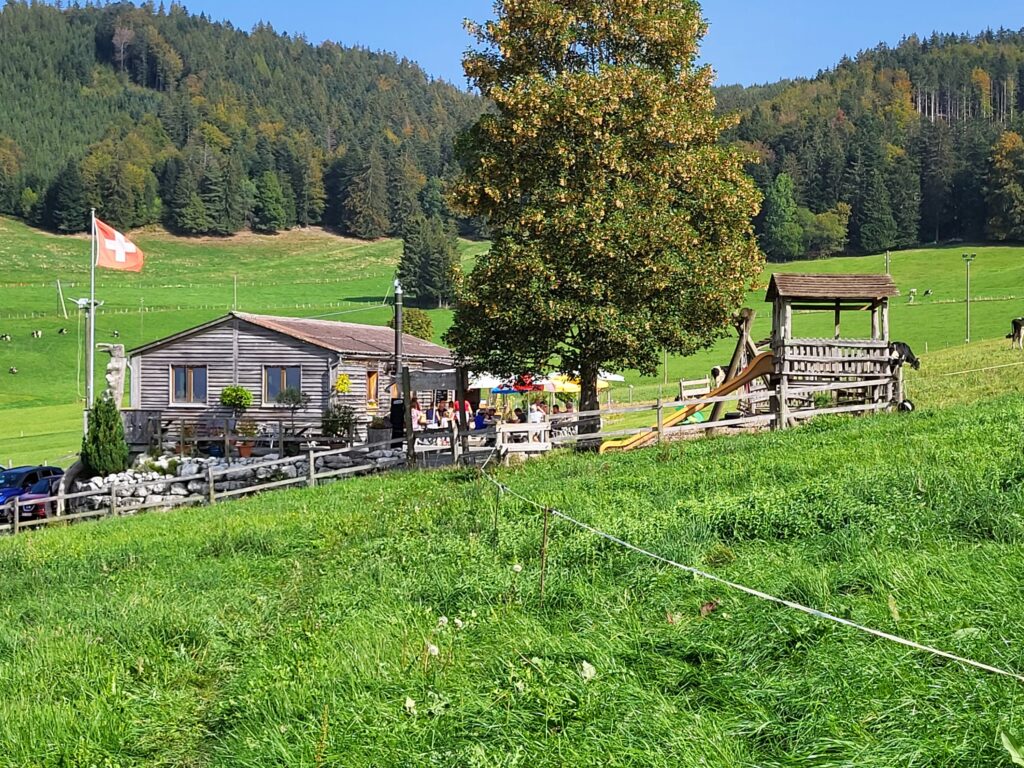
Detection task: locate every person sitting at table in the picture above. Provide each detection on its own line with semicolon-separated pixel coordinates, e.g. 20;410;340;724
474;408;488;430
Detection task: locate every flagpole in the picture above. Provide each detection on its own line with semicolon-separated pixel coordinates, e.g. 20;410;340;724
85;207;96;435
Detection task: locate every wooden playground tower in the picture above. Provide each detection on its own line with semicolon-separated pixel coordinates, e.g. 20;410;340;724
598;273;904;453
727;273;903;429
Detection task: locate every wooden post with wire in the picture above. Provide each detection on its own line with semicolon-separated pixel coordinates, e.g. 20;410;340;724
539;507;551;605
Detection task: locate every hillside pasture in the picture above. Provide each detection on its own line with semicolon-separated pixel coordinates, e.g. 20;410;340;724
1;213;1023;464
0;392;1022;765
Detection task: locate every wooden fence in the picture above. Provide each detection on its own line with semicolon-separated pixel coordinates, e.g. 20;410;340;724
0;441;392;537
2;372;900;533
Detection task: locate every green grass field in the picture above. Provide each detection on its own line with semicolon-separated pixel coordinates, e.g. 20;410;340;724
1;213;1022;465
0;356;1022;765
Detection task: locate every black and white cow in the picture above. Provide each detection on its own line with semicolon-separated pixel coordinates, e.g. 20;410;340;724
890;341;921;371
1007;318;1024;350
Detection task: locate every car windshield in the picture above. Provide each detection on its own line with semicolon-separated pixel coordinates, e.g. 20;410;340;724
0;471;26;489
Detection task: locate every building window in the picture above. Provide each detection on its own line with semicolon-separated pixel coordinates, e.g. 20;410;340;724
265;366;301;403
366;370;379;408
172;365;207;404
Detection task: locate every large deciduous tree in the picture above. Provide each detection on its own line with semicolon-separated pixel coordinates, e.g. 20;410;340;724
446;0;762;426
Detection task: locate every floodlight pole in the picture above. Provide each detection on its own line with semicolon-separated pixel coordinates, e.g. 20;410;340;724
962;253;976;344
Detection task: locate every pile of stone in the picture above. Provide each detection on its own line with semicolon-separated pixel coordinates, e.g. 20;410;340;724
71;449;406;512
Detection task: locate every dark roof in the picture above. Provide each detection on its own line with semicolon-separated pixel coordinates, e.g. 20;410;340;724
766;273;899;302
129;312;452;360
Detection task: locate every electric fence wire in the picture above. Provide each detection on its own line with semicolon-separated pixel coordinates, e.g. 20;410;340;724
478;468;1024;684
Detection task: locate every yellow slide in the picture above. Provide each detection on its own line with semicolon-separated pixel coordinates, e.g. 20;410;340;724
600;351;776;454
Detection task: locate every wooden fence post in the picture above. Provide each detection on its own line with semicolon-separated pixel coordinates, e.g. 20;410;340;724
656;398;664;444
207;465;216;504
278;420;284;458
449;422;458;463
538;507;551;605
402;367;415;467
110;485;118;517
456;368;471;461
223;418;230;461
307;449;316;487
11;497;19;535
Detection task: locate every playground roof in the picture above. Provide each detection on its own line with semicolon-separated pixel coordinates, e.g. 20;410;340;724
766;273;899;303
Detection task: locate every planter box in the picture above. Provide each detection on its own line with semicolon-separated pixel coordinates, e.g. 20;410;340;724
366;427;393;449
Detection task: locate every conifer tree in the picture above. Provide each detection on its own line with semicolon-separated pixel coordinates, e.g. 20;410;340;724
399;214;459;308
761;173;804;261
857;168;898;253
50;159;89;233
986;131;1024;241
168;166;208;234
886;150;921;249
342;148;390;239
387;148;424;236
81;395;130;477
0;135;21;215
200;158;228;234
252;170;287;233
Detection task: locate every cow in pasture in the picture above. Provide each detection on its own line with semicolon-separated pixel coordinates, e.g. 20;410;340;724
8;367;17;375
889;341;921;371
710;366;726;388
111;330;120;338
0;333;10;342
1007;318;1024;350
58;328;69;335
30;329;42;339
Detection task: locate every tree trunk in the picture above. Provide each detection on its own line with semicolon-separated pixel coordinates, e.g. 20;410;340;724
577;363;601;451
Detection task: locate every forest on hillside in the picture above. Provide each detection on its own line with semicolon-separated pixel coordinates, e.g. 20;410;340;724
0;1;484;239
721;29;1024;260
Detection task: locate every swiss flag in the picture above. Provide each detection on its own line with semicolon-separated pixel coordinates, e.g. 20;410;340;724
95;218;144;272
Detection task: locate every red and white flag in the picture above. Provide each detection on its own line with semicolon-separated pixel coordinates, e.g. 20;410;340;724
95;217;144;272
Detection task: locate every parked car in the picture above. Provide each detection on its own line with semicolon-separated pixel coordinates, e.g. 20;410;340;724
15;473;65;521
0;466;63;519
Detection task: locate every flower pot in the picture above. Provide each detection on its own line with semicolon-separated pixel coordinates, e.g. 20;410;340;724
238;443;253;458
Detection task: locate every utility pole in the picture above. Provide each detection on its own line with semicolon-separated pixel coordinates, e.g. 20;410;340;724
962;253;976;343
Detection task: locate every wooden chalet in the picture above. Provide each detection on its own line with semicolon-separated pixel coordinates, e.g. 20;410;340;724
125;312;452;438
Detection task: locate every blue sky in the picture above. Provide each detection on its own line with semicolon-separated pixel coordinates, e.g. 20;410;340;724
187;1;1024;87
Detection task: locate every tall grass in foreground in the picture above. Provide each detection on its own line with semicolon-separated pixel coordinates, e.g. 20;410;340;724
0;396;1023;766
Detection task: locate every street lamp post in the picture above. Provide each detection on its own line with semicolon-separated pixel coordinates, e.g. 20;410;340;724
962;253;976;344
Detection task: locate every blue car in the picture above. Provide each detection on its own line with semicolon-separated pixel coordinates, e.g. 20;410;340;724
0;466;63;509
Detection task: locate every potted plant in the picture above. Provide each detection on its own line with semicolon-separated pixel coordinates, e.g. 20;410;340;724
236;419;258;457
220;385;253;418
322;403;356;445
366;415;392;449
275;387;311;431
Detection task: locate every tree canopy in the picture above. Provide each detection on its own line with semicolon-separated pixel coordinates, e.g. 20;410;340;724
722;29;1024;257
0;1;484;236
446;0;762;420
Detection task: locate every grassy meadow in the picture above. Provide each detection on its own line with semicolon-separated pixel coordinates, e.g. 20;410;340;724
1;212;1022;464
0;374;1023;764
